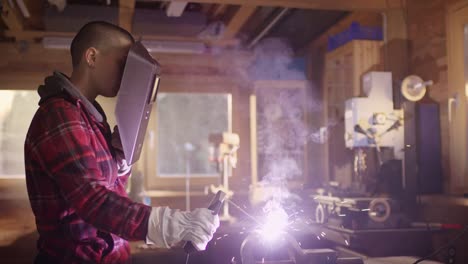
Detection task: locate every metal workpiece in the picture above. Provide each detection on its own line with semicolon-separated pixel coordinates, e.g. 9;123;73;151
239;231;363;264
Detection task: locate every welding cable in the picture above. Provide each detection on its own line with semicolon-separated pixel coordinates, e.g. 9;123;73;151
412;225;468;264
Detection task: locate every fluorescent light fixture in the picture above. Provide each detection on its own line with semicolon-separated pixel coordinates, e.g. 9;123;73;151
141;39;206;54
42;36;206;54
42;36;72;49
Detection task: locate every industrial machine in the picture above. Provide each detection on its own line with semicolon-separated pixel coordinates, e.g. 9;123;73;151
315;72;407;230
314;72;438;231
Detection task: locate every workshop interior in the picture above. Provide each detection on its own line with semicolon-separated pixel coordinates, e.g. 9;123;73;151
2;0;468;263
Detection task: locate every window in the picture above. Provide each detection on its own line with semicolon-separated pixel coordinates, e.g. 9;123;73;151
0;90;40;178
156;93;231;177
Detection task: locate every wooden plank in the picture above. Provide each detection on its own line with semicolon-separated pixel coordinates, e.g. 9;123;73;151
353;40;383;96
4;30;75;38
212;4;228;18
322;40;382;188
0;0;34;41
118;0;136;32
383;9;408;108
1;0;23;31
446;3;468;194
165;0;404;11
223;5;257;39
4;30;240;47
0;41;253;89
201;3;213;14
249;95;258;186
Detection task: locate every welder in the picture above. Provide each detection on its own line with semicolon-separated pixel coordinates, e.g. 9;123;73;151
24;21;219;264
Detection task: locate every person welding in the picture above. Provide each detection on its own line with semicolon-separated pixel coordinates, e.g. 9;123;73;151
24;21;219;264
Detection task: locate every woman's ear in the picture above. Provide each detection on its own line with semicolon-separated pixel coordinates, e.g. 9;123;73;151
85;47;98;68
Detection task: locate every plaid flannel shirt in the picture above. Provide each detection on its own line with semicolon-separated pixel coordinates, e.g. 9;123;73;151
24;74;152;263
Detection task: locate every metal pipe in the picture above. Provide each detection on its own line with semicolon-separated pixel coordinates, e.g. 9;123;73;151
247;8;290;49
185;156;191;211
222;155;230;218
381;12;388;70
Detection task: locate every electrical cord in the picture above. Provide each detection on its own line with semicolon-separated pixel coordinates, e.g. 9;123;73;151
185;253;190;264
412;225;468;264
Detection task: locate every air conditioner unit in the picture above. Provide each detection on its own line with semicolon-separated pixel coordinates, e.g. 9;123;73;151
42;36;207;54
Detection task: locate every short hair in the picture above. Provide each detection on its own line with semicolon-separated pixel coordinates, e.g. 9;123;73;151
70;21;135;68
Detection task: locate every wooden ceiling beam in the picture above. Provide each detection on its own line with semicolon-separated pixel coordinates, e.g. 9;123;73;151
4;30;240;47
212;4;228;18
164;0;405;11
223;5;257;39
1;0;23;31
118;0;136;32
201;3;213;14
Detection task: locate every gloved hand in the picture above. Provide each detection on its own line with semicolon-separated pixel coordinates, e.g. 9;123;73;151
146;207;220;250
111;126;131;176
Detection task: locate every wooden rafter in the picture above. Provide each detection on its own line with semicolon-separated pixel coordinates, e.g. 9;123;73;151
223;5;257;39
4;30;240;47
165;0;405;11
212;4;228;18
1;0;25;40
201;3;213;14
118;0;136;32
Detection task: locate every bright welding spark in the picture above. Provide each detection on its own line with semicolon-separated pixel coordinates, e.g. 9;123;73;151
258;200;289;242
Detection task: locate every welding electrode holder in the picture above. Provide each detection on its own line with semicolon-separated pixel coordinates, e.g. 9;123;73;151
183;190;226;254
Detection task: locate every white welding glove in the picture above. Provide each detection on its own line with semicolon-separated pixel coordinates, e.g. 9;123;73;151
146;207;220;250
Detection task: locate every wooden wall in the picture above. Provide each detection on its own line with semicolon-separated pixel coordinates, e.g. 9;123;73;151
405;0;460;192
0;42;254;194
307;12;383;186
308;0;466;193
0;42;258;258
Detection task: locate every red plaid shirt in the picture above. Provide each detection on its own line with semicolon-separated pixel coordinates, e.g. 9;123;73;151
24;79;151;263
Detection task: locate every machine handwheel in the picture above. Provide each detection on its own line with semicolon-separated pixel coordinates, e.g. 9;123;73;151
368;198;391;223
315;203;328;224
